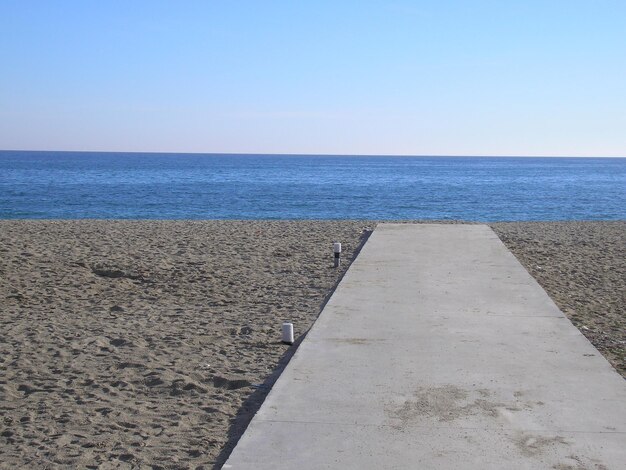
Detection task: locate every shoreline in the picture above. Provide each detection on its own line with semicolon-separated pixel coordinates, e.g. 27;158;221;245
1;220;623;468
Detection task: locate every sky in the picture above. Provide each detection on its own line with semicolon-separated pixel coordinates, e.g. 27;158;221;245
1;1;625;156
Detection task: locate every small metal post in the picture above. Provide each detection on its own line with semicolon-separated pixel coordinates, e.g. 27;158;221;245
282;322;294;344
333;242;342;268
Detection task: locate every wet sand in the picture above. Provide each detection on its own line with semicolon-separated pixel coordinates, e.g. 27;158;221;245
0;220;623;468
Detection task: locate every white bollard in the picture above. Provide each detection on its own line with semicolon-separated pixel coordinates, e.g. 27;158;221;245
333;242;342;268
281;322;294;344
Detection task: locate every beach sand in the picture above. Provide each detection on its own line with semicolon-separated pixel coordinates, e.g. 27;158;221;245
0;220;623;468
491;221;625;378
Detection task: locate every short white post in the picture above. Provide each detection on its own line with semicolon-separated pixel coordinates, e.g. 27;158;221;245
282;322;294;344
333;242;342;268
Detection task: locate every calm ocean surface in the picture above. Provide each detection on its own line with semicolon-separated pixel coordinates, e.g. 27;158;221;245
1;151;625;221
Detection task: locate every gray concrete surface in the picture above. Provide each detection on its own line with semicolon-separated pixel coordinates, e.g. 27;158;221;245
223;224;626;469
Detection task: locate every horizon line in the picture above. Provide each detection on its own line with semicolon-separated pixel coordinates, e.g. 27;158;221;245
1;149;625;159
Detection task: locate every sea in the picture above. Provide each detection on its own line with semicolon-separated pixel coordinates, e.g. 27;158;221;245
0;151;624;221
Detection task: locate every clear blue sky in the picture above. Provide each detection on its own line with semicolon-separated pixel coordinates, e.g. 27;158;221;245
1;1;625;156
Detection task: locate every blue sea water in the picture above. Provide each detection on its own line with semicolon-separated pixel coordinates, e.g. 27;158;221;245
0;151;624;221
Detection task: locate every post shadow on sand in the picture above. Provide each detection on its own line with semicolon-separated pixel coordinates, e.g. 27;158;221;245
211;229;373;469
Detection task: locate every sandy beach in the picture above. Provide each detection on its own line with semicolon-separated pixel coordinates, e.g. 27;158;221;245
0;220;624;469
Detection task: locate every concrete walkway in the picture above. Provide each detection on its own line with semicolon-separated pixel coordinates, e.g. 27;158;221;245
223;224;626;469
